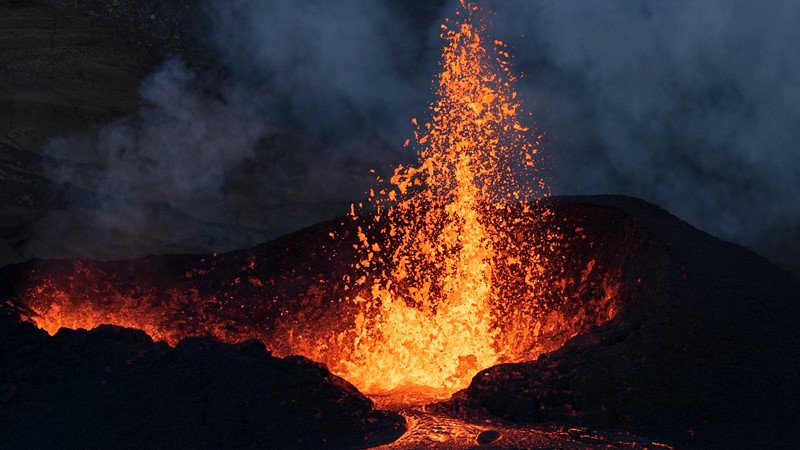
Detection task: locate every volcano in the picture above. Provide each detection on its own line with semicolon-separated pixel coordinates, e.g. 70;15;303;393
2;194;799;448
3;1;800;449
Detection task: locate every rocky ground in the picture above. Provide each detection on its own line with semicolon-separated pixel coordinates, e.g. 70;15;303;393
452;196;800;449
2;195;799;448
0;306;405;448
0;0;395;264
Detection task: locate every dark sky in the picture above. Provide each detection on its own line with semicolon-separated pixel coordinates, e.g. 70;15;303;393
30;0;800;269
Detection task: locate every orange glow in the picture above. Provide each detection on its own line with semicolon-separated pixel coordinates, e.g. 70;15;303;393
336;1;549;396
22;259;261;346
17;1;623;408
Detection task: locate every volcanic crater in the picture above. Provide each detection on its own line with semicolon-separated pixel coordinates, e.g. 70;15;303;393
3;195;799;448
2;1;799;449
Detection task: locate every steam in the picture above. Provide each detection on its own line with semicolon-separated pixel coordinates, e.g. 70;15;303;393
28;0;439;259
27;0;800;266
29;60;266;258
488;0;800;253
200;0;432;143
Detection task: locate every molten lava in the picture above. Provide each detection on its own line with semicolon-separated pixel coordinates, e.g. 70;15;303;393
13;0;623;409
337;1;549;396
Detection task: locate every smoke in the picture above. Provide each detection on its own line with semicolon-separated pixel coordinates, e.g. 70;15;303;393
200;0;436;143
27;0;800;267
486;0;800;252
27;0;442;259
29;60;266;258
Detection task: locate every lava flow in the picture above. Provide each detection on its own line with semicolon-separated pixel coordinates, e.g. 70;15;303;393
11;0;622;408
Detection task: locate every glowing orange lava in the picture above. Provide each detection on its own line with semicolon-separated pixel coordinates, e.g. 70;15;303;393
336;0;549;397
16;1;624;409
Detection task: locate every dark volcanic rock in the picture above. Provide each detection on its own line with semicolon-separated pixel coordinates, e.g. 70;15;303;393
2;195;799;448
0;309;404;449
461;195;800;449
476;429;501;445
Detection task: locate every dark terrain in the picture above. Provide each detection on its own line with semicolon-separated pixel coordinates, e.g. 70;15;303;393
1;0;153;265
2;195;799;448
0;307;404;449
455;196;800;449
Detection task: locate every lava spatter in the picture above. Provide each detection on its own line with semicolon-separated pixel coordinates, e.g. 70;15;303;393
18;1;621;406
339;0;551;396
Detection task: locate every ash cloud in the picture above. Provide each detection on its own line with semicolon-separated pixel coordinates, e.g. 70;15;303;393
27;0;800;268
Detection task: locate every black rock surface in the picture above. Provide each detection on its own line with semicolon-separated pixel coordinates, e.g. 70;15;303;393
2;195;799;449
459;195;800;449
0;308;404;449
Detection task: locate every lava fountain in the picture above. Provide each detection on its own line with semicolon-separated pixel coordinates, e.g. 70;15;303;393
336;0;550;398
10;0;622;409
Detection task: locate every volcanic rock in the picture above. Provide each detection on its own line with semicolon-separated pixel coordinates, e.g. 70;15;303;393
0;308;405;449
459;195;800;449
1;195;798;448
46;0;228;70
476;429;501;445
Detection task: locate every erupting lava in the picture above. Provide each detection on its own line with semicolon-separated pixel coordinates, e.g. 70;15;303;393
337;1;549;397
12;0;623;408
